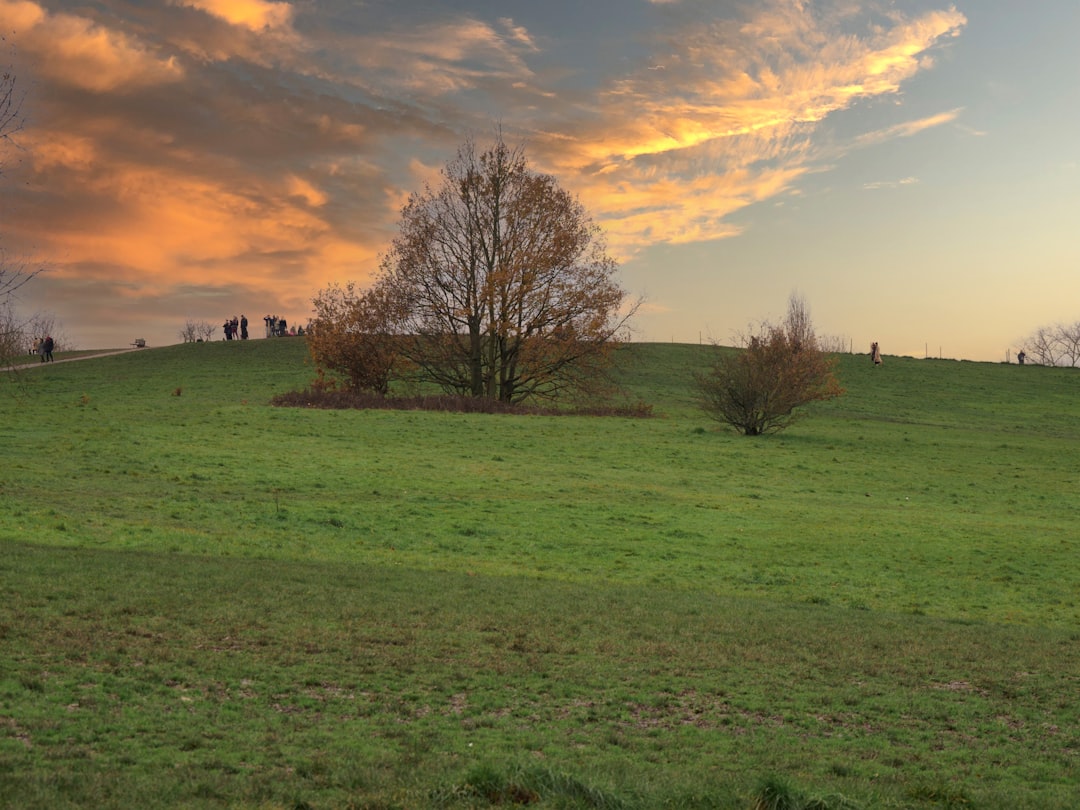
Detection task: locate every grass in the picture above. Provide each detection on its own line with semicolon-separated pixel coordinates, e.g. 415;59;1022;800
1;338;1079;808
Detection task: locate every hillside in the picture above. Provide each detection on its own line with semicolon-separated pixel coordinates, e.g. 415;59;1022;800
2;340;1078;808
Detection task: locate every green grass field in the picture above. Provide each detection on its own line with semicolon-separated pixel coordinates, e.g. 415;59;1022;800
2;339;1078;808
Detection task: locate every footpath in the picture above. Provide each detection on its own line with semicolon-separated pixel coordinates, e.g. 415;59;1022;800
4;347;145;372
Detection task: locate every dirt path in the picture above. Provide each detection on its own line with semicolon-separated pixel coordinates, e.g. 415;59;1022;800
4;347;146;372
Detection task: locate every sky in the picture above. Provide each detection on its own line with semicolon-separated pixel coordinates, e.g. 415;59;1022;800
2;0;1078;360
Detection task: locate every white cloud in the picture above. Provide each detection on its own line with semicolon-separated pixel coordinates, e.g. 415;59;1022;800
855;109;963;148
862;176;920;190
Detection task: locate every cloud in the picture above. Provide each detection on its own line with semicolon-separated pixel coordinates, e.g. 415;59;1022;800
6;0;970;349
340;16;540;98
173;0;294;32
954;123;987;137
2;0;184;92
539;2;966;253
862;176;920;190
855;108;963;148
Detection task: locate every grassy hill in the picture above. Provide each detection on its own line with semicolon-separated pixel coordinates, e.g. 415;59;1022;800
1;340;1078;809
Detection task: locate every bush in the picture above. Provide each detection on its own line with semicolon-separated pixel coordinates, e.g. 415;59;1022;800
696;295;842;436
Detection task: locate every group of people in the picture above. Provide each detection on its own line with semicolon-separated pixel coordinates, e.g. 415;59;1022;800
263;315;303;338
223;315;249;340
218;314;305;340
31;336;55;362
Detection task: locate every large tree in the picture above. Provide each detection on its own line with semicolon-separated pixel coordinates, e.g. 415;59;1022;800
1;62;33;304
0;62;38;363
0;57;22;162
378;135;635;404
696;294;843;436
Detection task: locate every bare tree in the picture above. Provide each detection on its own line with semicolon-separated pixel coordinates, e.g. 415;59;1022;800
179;321;197;343
1054;321;1080;368
179;319;217;342
25;311;71;352
1;53;24;168
378;134;637;404
696;295;843;435
1;64;44;308
179;319;217;343
1023;325;1064;366
1;306;70;365
817;333;851;354
0;300;24;363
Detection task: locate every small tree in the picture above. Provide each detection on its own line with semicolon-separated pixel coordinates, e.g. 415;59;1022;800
696;295;843;436
0;300;23;363
179;320;198;343
1053;321;1080;367
1023;324;1064;366
180;319;216;343
25;311;71;352
307;278;405;395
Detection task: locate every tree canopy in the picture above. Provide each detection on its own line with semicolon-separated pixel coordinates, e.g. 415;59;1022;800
311;135;636;404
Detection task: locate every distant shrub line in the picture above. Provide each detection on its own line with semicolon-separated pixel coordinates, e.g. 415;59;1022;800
271;388;654;417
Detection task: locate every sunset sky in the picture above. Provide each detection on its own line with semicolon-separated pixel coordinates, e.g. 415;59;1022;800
3;0;1078;359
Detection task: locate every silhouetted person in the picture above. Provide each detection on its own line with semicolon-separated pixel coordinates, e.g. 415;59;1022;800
871;341;882;366
43;335;54;362
1017;350;1026;365
240;315;248;340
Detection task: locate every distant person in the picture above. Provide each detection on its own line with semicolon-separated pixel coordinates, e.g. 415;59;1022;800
224;319;233;340
43;335;55;362
240;314;249;340
264;315;273;338
870;341;882;366
1017;350;1026;365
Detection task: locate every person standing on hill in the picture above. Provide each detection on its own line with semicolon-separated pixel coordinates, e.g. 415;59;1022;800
240;315;249;340
871;341;882;366
43;335;54;362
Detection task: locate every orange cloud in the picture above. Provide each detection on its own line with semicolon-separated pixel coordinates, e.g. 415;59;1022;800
532;5;966;256
286;175;328;207
1;0;183;92
4;0;975;350
174;0;294;32
19;126;370;303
